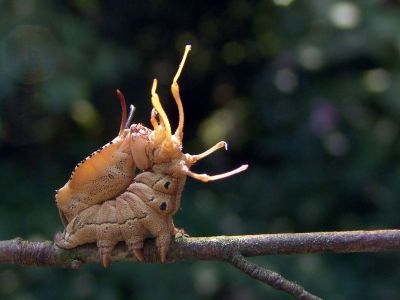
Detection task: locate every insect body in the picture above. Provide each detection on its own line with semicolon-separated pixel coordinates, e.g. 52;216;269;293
55;45;248;266
55;171;185;267
55;91;154;225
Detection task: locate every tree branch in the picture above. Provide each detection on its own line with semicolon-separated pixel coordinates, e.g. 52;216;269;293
0;230;399;299
228;252;322;300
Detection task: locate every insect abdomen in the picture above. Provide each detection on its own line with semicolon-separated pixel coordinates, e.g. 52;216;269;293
55;171;181;266
56;135;136;223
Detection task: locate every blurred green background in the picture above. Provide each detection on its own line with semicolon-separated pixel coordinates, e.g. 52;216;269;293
1;0;400;299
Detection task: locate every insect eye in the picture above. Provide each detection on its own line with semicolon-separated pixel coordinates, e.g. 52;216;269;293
159;202;167;211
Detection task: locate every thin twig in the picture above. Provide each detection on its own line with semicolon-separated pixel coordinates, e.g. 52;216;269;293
228;252;322;300
0;230;399;299
0;230;399;267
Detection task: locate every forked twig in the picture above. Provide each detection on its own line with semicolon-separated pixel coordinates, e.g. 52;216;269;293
228;251;321;300
1;230;400;298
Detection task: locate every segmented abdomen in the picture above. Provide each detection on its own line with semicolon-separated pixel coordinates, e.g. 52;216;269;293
54;171;184;265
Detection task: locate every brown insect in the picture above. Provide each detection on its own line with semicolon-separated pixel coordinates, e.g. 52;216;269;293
55;45;248;267
55;93;150;225
55;171;185;267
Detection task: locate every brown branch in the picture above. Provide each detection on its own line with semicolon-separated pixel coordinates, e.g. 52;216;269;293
0;230;399;299
2;230;399;267
229;252;322;300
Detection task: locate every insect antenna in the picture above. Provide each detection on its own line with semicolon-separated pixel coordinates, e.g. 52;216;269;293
116;89;127;135
184;164;248;182
151;79;172;148
171;45;191;142
185;140;248;182
125;104;135;129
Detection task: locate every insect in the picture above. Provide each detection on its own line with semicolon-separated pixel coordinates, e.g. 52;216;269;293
55;171;185;267
55;45;248;267
55;93;148;225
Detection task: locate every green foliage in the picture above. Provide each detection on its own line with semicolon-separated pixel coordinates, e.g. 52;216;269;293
1;1;400;299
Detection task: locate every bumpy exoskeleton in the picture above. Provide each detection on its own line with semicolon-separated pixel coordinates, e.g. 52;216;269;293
55;171;185;267
55;45;248;267
55;93;153;225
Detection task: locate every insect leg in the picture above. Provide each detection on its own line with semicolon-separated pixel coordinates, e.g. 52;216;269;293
154;230;172;263
95;201;121;267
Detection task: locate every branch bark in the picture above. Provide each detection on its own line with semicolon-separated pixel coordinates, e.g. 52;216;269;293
229;252;322;300
0;229;400;268
2;230;399;267
1;230;399;299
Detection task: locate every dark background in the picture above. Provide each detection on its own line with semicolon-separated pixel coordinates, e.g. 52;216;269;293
1;1;400;299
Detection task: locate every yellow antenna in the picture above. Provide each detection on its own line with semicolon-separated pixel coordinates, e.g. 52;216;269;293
172;45;191;141
184;141;248;182
151;79;172;147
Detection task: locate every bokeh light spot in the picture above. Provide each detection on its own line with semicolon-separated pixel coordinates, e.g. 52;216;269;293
274;68;298;93
12;0;35;17
298;45;324;71
329;2;361;29
373;118;398;145
193;264;220;296
70;99;99;130
199;109;235;147
222;41;245;65
363;68;391;93
273;0;295;7
323;131;349;156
